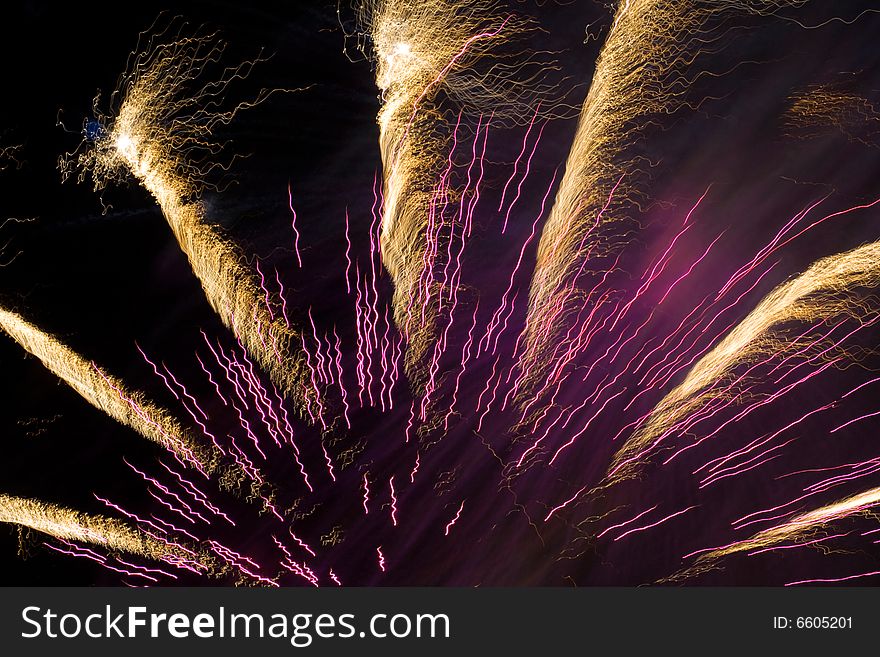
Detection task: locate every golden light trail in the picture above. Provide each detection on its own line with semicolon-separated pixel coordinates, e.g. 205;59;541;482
519;0;806;400
0;306;213;471
362;0;551;383
4;3;874;587
61;28;315;410
669;485;880;580
0;494;194;563
784;83;880;147
0;143;22;171
609;240;880;481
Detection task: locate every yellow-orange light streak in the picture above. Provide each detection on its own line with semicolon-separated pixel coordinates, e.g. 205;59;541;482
0;306;213;471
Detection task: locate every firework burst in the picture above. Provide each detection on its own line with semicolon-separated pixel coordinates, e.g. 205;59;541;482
2;1;880;587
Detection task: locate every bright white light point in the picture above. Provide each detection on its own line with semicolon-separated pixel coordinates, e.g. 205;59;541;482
115;134;134;156
385;42;412;66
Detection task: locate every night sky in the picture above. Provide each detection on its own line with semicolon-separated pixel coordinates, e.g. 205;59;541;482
1;1;880;586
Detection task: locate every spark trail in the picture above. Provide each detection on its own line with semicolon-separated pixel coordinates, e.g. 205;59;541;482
784;82;880;147
0;307;213;471
0;143;22;172
363;0;554;384
610;240;880;482
520;0;807;402
0;494;200;565
6;3;880;587
672;486;880;581
60;27;315;409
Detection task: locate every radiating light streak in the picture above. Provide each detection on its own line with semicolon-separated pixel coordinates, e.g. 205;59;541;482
610;239;880;482
613;506;697;542
288;182;303;268
595;505;659;540
785;570;880;586
677;486;880;580
0;307;213;471
389;475;398;526
521;0;807;401
0;494;198;566
61;27;315;409
364;0;553;377
444;500;465;536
